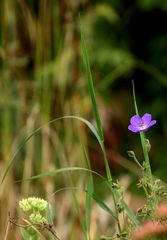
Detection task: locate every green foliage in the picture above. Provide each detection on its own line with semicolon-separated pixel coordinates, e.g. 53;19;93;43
138;0;167;11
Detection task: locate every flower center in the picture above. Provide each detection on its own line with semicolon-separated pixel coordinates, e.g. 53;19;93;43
139;122;146;130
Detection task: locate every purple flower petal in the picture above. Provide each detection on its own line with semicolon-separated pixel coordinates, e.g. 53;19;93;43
128;124;140;133
130;115;142;126
148;120;157;128
142;113;152;125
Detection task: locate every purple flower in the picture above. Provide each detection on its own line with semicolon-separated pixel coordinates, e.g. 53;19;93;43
128;113;156;133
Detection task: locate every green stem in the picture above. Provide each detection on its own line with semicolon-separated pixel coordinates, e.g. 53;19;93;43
101;143;122;235
132;81;153;184
140;132;153;184
101;143;112;183
112;190;122;234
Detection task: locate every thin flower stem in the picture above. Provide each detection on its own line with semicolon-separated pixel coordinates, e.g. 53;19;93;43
101;143;122;235
127;151;144;170
134;158;144;170
132;81;139;116
112;189;122;234
132;81;153;184
140;132;153;184
101;143;112;183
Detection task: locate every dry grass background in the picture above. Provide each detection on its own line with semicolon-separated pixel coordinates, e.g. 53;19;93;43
0;0;88;238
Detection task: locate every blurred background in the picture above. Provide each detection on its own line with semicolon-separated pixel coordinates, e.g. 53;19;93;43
0;0;167;239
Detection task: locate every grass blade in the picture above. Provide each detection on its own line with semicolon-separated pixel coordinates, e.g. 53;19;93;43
92;193;117;221
82;144;94;239
80;22;104;142
16;166;104;182
46;203;53;225
108;184;140;226
121;199;139;226
132;80;139;116
0;115;102;184
80;24;112;182
19;166;118;222
86;172;94;239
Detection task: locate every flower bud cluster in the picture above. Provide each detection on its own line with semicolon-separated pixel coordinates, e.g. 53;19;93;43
19;197;47;212
19;197;47;224
19;198;32;212
29;212;46;224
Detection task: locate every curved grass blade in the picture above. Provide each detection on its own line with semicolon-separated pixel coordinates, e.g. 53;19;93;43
0;116;102;184
50;186;117;221
107;183;140;226
121;198;139;226
92;193;117;221
16;166;105;182
20;166;117;222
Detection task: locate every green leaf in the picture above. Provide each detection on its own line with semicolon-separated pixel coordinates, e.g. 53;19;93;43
108;183;140;226
92;193;117;221
20;228;40;240
121;199;140;226
20;228;31;239
46;203;53;225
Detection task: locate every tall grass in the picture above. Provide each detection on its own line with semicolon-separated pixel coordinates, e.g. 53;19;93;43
0;1;110;239
0;1;85;238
